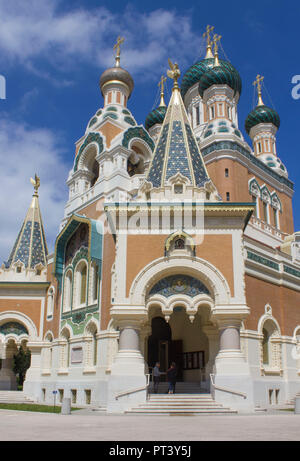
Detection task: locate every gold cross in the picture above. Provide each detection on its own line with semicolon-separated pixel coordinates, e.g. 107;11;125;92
253;74;264;106
158;75;167;92
212;34;222;66
213;34;222;54
203;25;215;47
113;36;125;66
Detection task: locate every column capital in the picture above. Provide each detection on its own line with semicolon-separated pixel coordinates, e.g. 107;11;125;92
210;304;250;326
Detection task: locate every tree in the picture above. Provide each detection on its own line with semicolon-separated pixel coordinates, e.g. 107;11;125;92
13;346;31;387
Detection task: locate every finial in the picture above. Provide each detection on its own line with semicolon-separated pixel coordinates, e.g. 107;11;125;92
158;75;167;107
203;25;215;59
213;34;222;67
167;59;180;91
253;74;264;106
113;36;125;68
30;174;40;197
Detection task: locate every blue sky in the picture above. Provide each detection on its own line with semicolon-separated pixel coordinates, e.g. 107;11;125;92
0;0;299;262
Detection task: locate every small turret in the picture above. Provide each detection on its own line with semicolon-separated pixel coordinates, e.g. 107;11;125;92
99;36;134;108
245;75;287;177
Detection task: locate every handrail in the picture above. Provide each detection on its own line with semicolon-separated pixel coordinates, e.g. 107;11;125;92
115;374;150;400
210;374;247;399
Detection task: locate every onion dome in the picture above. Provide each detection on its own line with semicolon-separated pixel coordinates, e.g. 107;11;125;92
181;57;215;99
145;105;167;131
198;62;242;97
245;105;280;135
100;66;134;98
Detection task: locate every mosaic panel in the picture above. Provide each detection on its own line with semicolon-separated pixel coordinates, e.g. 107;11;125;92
165;121;192;183
0;322;28;336
185;124;209;187
147;123;169;187
148;274;209;298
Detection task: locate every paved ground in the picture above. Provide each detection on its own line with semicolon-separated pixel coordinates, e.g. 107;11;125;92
0;408;300;441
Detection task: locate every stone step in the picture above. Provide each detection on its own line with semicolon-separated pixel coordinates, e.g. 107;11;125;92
0;391;35;404
126;392;237;415
126;408;237;415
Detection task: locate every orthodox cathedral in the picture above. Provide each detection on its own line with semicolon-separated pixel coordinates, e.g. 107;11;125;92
0;27;299;413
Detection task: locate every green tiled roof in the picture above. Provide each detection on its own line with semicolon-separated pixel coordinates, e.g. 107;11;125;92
145;106;167;131
245;105;280;134
181;57;241;99
198;63;242;97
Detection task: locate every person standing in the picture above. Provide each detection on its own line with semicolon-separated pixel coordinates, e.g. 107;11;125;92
153;362;162;393
167;362;177;394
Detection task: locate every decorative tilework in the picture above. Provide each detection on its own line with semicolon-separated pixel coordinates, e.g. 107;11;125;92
283;265;300;278
145;106;167;131
74;132;104;171
245;105;280;134
247;251;279;271
165;121;192;182
198;64;242;97
122;126;155;152
124;116;136;126
147;124;169;187
0;322;28;336
148;274;209;298
185;124;209;186
88;117;98;128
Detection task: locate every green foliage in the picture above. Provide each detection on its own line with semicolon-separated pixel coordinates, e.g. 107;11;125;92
13;346;31;387
0;404;81;413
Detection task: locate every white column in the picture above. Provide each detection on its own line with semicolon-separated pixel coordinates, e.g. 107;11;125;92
106;318;147;413
210;309;255;412
23;341;44;400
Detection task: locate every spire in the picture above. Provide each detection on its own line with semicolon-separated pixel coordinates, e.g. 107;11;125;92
4;175;48;270
158;75;167;107
203;25;215;59
253;74;264;106
147;60;210;189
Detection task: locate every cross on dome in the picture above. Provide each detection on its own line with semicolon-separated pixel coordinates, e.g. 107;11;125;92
113;36;125;67
253;74;264;106
203;25;215;58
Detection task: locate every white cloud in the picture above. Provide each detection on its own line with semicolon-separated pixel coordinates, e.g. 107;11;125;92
0;1;204;81
0;117;70;263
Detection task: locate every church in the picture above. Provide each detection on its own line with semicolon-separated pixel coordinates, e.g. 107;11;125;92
0;27;299;414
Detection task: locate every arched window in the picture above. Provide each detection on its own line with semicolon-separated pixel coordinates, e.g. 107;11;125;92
260;317;282;374
85;323;98;368
74;261;88;308
63;270;73;312
43;333;53;371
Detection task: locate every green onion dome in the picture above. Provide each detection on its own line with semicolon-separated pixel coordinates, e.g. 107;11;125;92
245;105;280;135
181;58;215;99
198;62;242;98
181;57;241;99
145;105;167;131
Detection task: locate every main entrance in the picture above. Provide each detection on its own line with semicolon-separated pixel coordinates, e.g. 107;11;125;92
147;317;184;380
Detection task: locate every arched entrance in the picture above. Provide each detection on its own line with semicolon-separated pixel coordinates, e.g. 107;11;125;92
145;274;218;391
0;321;30;390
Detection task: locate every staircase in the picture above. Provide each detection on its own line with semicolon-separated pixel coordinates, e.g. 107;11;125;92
0;391;35;404
126;394;237;415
